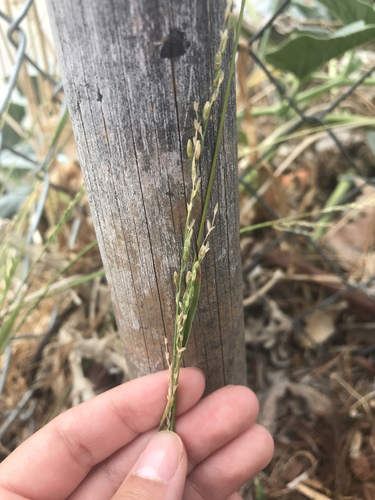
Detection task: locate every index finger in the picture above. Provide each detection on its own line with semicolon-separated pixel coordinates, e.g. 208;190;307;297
0;367;205;500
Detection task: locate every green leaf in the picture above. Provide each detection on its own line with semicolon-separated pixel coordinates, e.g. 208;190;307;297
292;0;332;22
266;21;375;80
317;0;375;25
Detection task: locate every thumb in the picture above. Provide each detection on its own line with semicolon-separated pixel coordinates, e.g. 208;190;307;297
111;431;187;500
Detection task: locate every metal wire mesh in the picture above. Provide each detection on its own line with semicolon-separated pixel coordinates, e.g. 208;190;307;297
240;0;375;344
0;0;64;433
0;0;59;147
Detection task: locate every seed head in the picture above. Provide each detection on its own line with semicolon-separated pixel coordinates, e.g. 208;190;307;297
174;271;178;286
220;30;228;54
198;243;210;261
203;101;211;122
212;87;219;103
213;70;221;90
215;51;222;71
192;177;201;199
214;202;219;219
194;101;199;113
183;230;192;262
183;288;192;307
191;156;196;183
191;266;197;282
218;69;224;87
188;218;195;231
187;139;194;159
191;261;200;282
195;140;201;160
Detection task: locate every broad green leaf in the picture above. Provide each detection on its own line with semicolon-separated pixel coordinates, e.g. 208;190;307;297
317;0;375;25
266;22;375;80
292;0;332;22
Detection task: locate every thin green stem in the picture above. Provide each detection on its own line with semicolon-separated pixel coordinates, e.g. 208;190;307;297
238;116;375;159
239;195;371;235
197;0;246;248
311;177;353;241
237;73;375;121
7;184;86;310
13;240;99;335
169;368;180;431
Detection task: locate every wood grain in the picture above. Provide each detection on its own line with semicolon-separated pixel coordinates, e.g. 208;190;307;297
46;0;246;391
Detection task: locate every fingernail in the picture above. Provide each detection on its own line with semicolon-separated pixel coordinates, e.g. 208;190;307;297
132;431;183;483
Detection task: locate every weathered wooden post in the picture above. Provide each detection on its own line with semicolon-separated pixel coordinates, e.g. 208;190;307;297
46;0;246;392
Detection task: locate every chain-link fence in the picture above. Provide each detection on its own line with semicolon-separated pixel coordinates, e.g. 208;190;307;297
239;0;375;354
0;0;72;444
0;0;60;144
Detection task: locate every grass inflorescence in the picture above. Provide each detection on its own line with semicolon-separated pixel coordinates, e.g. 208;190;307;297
159;0;245;432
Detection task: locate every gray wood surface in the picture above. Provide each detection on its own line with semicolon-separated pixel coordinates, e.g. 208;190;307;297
47;0;246;392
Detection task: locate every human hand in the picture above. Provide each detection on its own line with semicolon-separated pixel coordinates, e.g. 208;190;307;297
0;367;273;499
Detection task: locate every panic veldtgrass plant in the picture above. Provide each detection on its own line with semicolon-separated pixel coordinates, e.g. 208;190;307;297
159;0;245;432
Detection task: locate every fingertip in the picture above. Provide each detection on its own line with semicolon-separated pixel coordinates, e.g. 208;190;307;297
131;431;185;483
227;493;243;500
189;366;206;382
177;367;206;398
252;424;274;469
180;366;206;385
220;385;260;424
112;431;188;500
237;385;259;417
